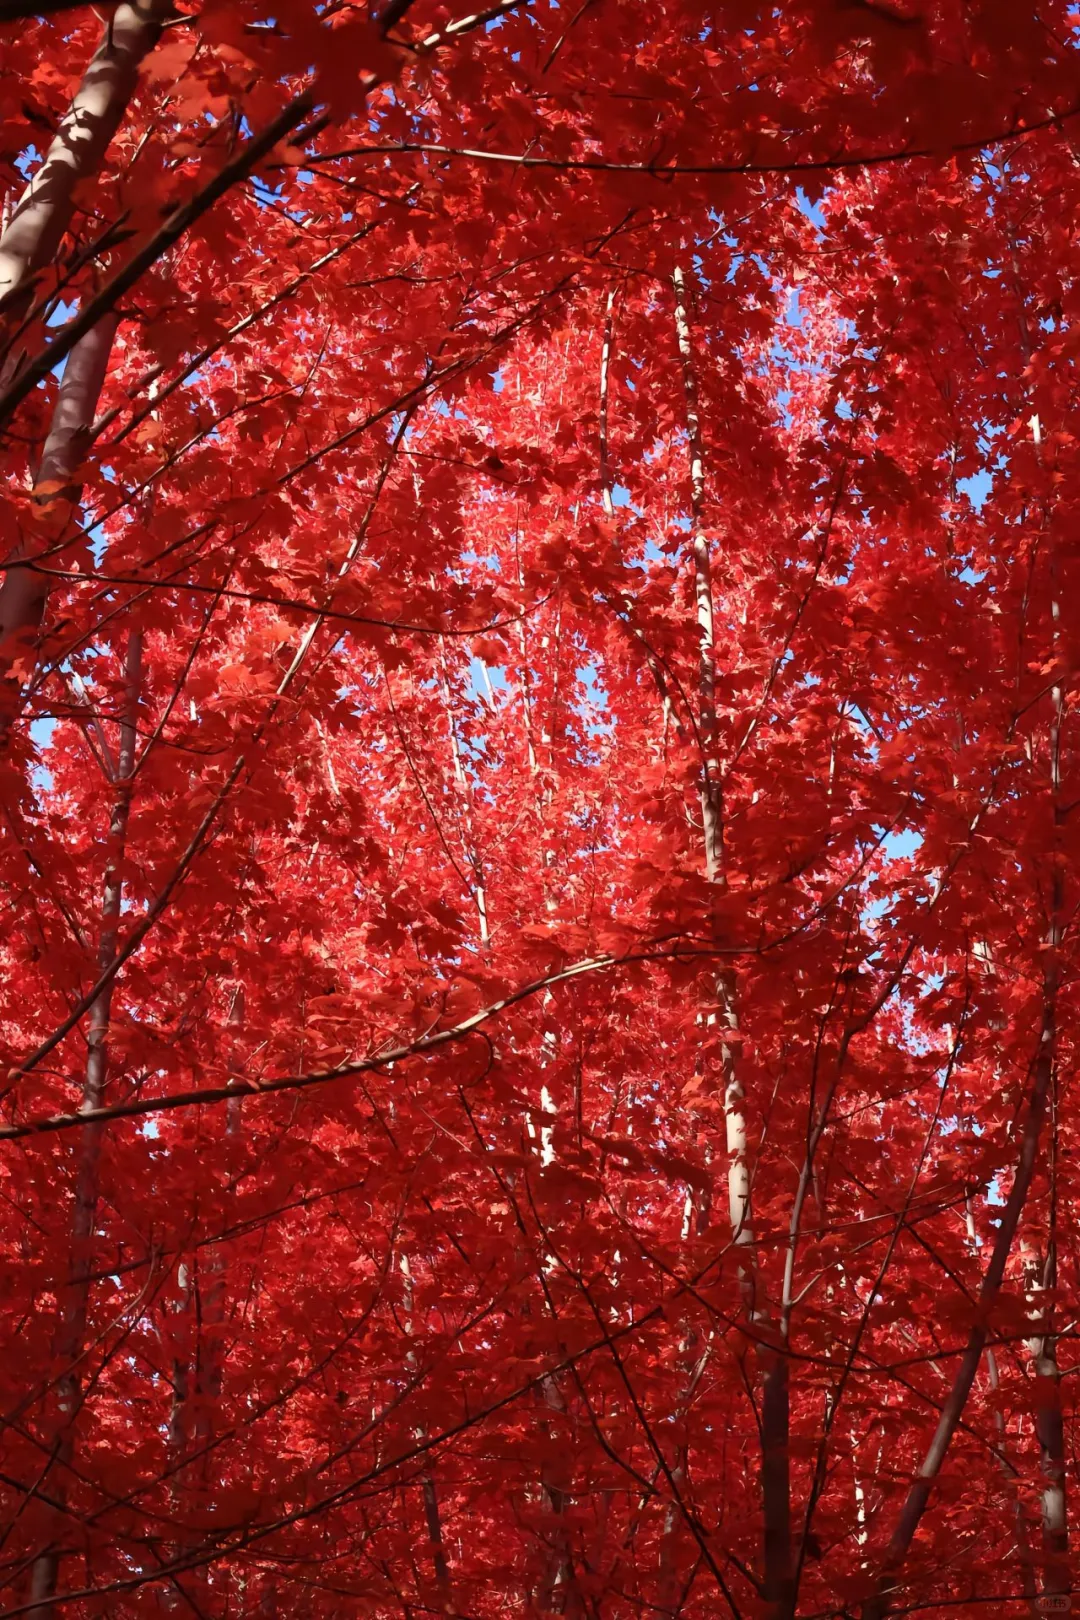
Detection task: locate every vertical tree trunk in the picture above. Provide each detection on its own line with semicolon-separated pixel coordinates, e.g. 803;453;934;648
28;626;142;1616
963;1202;1040;1615
0;0;171;347
400;1253;455;1609
0;312;118;718
1028;422;1069;1605
598;288;617;521
437;641;490;947
162;987;245;1612
862;997;1056;1620
672;265;792;1616
1024;1231;1068;1598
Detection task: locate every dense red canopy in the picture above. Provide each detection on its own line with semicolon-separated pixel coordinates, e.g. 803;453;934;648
1;3;1080;1616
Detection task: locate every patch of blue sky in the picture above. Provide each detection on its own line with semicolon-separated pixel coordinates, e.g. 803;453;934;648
29;717;55;795
461;548;502;572
250;172;304;223
957;468;992;509
795;186;827;231
42;298;80;382
882;827;922;861
577;660;612;740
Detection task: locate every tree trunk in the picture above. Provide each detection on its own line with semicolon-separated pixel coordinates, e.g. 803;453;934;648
28;626;142;1616
1023;1233;1068;1599
0;312;118;719
0;0;171;348
862;1000;1056;1620
672;264;791;1615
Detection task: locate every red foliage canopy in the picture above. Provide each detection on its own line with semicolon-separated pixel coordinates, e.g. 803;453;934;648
1;2;1079;1616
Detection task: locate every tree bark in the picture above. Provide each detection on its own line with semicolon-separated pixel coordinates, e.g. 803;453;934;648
0;312;118;721
0;0;171;349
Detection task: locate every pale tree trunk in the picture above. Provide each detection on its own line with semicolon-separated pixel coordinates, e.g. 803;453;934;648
198;988;244;1453
595;292;698;1603
1024;427;1069;1605
536;1372;579;1617
862;993;1057;1620
529;1027;576;1612
0;0;171;351
1023;1226;1068;1599
1002;253;1070;1612
28;626;142;1616
162;987;244;1613
970;937;1044;1614
513;541;540;781
511;509;574;1611
658;1330;715;1605
672;266;791;1616
598;288;616;522
965;1201;1040;1615
0;312;118;719
2;0;171;721
670;269;751;1257
436;641;490;947
400;1253;454;1609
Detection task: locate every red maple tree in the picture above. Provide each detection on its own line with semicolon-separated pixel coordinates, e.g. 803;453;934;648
0;3;1079;1617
